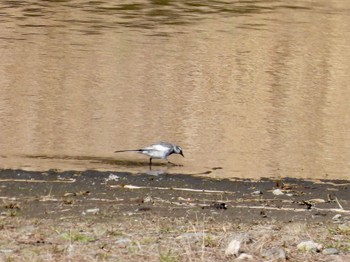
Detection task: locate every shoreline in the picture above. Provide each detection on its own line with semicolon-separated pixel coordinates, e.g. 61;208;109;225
0;169;349;261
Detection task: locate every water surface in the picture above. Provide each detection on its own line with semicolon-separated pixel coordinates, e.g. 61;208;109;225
1;0;350;179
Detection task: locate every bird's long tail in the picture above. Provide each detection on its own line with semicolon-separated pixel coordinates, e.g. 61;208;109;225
114;149;142;153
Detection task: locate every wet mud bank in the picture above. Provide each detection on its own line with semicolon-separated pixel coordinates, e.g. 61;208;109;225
0;169;349;223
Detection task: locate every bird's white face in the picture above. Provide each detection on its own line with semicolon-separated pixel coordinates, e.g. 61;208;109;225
174;146;181;153
174;146;184;157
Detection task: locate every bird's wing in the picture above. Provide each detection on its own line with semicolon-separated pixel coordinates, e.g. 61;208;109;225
140;148;157;152
149;143;172;151
141;146;161;152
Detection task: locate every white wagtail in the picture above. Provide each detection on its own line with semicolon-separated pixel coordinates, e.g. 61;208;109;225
114;142;184;166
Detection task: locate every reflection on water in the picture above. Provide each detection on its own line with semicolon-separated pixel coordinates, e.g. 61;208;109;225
0;0;350;179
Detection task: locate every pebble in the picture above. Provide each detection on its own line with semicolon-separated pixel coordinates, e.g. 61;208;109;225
225;239;241;256
272;189;284;195
262;247;286;261
143;196;153;203
0;249;14;253
322;247;339;255
18;225;36;234
236;253;253;260
115;238;131;245
85;208;100;214
105;174;119;182
297;240;322;252
332;214;342;221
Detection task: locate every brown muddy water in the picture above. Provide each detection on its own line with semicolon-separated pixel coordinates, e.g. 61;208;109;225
0;1;350;179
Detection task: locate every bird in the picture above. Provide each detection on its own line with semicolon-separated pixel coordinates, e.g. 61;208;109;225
114;142;184;166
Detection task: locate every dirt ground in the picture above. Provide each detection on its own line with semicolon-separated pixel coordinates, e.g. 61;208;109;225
0;169;349;261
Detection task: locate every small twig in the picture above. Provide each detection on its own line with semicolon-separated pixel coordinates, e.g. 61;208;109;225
0;179;75;183
334;197;344;210
113;184;234;194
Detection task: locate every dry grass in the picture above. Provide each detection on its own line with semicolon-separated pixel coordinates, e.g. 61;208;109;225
0;214;349;262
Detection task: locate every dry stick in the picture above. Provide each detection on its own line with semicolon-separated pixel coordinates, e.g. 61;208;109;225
0;179;76;183
112;184;233;194
334;197;344;210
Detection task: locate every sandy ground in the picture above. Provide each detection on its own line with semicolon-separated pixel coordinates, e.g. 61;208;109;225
0;169;349;261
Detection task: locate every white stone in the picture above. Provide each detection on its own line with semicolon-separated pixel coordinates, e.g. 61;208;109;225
272;189;284;195
262;247;286;261
115;238;131;245
236;253;253;260
105;174;119;182
0;249;14;253
322;248;339;255
297;240;322;252
225;239;241;256
85;208;100;214
332;214;342;221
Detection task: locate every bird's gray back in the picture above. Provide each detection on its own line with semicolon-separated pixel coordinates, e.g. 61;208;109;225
154;141;176;149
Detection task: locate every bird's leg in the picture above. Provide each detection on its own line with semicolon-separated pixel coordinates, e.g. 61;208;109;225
167;160;175;165
149;158;152;166
167;160;183;166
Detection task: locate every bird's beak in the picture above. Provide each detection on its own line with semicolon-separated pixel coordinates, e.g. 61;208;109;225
180;151;184;157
